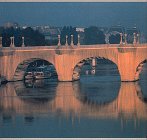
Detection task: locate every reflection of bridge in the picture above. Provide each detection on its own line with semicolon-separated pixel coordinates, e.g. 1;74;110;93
0;37;147;81
0;81;146;121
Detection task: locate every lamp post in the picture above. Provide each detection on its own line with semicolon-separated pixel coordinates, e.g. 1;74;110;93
120;33;123;45
133;33;137;45
124;34;127;45
58;35;61;47
10;36;14;48
137;34;140;44
77;34;80;47
22;37;25;47
71;35;74;47
65;35;68;47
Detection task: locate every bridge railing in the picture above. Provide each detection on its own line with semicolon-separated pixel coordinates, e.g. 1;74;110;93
0;33;144;49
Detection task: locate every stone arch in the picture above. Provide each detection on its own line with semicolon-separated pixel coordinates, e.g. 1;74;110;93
13;58;57;81
72;56;120;81
135;59;147;81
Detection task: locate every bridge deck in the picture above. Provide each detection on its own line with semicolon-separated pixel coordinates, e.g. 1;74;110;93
0;44;147;52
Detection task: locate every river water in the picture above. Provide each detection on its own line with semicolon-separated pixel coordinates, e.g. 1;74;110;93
0;62;147;138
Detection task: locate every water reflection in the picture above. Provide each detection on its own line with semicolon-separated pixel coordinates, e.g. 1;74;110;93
0;80;146;123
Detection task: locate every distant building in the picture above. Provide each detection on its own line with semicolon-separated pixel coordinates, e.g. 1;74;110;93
22;26;28;30
76;28;84;33
4;22;19;29
43;27;61;41
33;26;61;45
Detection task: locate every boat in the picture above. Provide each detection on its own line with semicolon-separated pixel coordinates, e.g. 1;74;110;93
25;72;34;80
34;71;51;79
34;66;52;79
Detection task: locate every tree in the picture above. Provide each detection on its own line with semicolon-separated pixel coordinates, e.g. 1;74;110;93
2;32;11;47
14;28;22;47
60;26;78;45
1;27;14;47
84;26;106;45
1;26;46;47
22;27;45;46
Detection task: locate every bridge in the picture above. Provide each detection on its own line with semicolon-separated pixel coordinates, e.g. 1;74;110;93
0;35;147;82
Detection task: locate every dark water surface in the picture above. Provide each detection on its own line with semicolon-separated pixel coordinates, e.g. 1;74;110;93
0;63;147;138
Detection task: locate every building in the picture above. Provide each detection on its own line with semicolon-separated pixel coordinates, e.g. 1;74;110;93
33;26;61;45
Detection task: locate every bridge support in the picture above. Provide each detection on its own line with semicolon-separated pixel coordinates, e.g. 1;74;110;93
55;54;74;82
118;52;138;82
119;70;138;82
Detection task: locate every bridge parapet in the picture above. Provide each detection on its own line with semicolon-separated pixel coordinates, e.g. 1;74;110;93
0;33;144;49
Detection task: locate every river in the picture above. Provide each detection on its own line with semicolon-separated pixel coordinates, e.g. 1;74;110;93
0;62;147;138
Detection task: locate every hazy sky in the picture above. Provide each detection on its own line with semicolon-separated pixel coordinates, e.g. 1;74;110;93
0;2;146;30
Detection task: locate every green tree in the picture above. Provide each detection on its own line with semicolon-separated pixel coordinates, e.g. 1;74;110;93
60;26;78;45
1;27;46;47
22;27;45;46
1;27;14;47
84;26;106;45
14;28;23;47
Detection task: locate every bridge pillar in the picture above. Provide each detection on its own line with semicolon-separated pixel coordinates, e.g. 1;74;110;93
0;54;15;81
118;52;138;82
55;54;74;81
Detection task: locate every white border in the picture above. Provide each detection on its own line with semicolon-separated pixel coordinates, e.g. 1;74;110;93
0;138;147;140
0;0;146;2
0;1;146;140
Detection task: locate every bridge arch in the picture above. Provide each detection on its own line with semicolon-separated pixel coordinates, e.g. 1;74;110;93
135;59;147;81
13;58;57;81
72;56;120;81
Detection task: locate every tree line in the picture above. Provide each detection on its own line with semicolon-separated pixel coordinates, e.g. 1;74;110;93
0;26;122;47
0;27;45;47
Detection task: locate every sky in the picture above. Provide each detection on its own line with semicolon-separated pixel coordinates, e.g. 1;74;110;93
0;2;146;31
